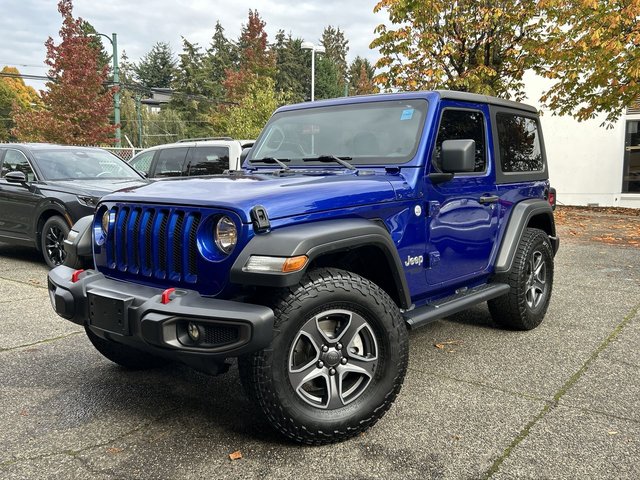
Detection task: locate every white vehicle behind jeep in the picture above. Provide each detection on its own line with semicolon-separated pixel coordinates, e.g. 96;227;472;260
128;137;253;178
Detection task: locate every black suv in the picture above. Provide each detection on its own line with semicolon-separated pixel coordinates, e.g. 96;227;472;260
0;144;146;267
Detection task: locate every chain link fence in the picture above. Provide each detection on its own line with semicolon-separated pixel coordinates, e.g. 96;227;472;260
101;146;143;161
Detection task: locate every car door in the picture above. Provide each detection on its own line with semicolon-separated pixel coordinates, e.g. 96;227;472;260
424;102;499;287
0;148;42;241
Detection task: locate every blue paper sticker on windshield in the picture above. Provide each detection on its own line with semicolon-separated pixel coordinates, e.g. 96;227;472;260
400;108;414;120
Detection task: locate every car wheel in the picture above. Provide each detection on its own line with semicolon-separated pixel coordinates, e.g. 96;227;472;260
489;227;554;330
85;327;169;370
41;216;70;268
238;267;408;445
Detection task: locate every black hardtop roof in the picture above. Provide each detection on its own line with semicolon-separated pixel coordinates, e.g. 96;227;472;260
434;90;538;113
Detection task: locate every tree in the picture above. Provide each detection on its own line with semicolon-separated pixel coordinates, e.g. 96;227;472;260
134;42;177;89
321;26;349;86
226;77;288;139
315;55;343;100
81;20;110;71
348;57;377;95
171;37;216;138
536;0;640;125
370;0;540;99
0;66;42;141
274;31;308;102
224;10;275;101
13;0;116;144
204;21;238;99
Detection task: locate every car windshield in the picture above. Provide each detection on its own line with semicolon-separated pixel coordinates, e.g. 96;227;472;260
249;99;428;166
32;149;142;180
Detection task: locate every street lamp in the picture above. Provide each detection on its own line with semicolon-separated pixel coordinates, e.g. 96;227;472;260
91;32;121;147
301;41;325;102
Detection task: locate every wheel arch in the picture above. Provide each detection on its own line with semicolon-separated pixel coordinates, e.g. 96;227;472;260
494;199;557;274
35;206;72;252
230;219;412;309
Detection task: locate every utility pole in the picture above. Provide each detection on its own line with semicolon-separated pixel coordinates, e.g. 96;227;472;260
91;32;121;147
112;33;121;148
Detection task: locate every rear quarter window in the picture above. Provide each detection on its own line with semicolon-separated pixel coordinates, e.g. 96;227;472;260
496;113;544;172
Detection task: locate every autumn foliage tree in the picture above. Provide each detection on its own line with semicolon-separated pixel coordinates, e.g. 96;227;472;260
536;0;640;125
0;66;42;141
13;0;116;144
371;0;540;99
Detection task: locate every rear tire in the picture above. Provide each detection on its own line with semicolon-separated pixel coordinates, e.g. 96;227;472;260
489;228;554;330
85;327;169;370
238;268;408;445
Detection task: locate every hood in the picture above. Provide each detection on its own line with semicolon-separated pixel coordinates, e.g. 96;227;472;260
44;178;148;197
100;171;408;222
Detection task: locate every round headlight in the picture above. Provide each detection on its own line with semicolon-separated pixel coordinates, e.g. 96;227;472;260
101;210;110;235
215;216;237;254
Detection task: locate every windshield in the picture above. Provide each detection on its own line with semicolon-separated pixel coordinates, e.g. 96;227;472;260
249;99;428;166
33;149;142;181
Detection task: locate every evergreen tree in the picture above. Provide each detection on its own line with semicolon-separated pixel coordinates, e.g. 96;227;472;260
134;42;177;88
315;55;343;100
320;26;349;87
81;20;111;72
204;21;237;99
348;56;377;95
171;37;215;138
274;30;308;102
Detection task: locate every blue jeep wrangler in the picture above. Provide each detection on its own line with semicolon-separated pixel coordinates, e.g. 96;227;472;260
48;91;559;444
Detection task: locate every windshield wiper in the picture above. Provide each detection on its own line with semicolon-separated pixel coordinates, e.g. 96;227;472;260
250;157;290;170
303;155;356;171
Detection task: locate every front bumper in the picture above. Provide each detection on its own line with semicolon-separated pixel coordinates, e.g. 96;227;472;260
48;266;275;366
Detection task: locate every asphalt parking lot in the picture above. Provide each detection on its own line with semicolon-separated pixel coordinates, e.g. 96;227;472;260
1;237;639;479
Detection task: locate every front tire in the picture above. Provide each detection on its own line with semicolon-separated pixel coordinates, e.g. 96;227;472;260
40;216;81;268
489;228;554;330
85;327;169;370
239;268;408;445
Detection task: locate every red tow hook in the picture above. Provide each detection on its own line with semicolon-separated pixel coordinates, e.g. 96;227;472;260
71;269;85;283
161;288;176;304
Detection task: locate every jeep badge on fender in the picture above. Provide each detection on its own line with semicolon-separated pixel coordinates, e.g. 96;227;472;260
48;91;559;445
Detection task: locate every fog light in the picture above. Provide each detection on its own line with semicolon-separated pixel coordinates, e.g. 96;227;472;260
187;322;201;342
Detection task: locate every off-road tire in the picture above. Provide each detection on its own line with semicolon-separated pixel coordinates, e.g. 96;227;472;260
85;327;169;370
238;267;408;445
489;227;554;330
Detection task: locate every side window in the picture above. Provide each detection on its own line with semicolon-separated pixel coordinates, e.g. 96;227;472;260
154;147;189;178
130;150;155;175
1;149;36;181
186;147;230;176
434;109;486;172
496;114;544;172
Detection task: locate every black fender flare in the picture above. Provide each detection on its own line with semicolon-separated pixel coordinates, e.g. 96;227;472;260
62;215;93;267
230;218;412;309
494;199;558;274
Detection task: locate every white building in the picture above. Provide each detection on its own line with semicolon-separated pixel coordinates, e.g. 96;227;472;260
523;71;640;208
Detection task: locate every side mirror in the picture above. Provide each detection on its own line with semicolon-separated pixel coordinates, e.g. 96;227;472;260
5;171;27;184
441;139;476;173
240;147;252;166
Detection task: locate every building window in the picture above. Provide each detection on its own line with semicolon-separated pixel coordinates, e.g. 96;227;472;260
623;120;640;193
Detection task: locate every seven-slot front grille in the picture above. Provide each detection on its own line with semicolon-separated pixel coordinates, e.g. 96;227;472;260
106;206;201;283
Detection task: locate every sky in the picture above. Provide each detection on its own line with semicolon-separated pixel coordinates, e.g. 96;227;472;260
0;0;387;91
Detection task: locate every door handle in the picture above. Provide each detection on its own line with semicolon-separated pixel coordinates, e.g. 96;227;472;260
479;195;499;204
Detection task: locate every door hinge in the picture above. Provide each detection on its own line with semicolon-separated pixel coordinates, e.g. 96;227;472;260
428;201;440;217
